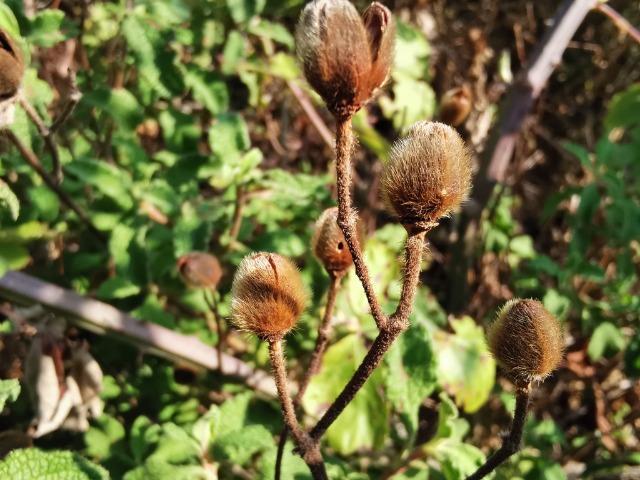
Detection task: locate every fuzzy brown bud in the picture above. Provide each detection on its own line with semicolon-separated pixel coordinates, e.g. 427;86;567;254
230;253;308;339
486;299;564;384
311;207;362;275
296;0;395;120
439;86;472;127
380;121;472;233
0;29;24;99
177;252;222;290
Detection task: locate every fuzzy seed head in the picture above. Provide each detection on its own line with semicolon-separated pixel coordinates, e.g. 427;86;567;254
439;86;472;127
177;252;222;290
296;0;394;120
230;253;308;340
486;299;564;384
380;121;473;232
311;207;357;275
0;29;24;99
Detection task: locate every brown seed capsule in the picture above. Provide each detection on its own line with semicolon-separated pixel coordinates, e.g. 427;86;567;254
230;253;308;339
311;207;360;275
380;121;473;233
296;0;395;120
439;86;472;127
177;252;222;290
486;299;564;384
0;29;24;99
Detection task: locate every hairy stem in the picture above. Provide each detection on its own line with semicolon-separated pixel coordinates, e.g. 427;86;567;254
269;339;328;479
390;232;426;325
334;118;387;330
275;273;342;479
466;383;532;480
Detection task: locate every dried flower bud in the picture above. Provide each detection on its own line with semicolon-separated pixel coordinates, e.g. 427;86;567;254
296;0;395;120
439;86;472;127
486;299;564;384
230;253;308;339
380;121;472;233
311;207;361;275
177;252;222;290
0;29;24;99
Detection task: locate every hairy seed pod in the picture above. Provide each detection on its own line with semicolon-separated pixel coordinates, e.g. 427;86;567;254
296;0;394;120
486;299;564;384
230;253;308;339
311;207;361;275
380;121;473;233
439;86;472;127
177;252;222;290
0;29;24;99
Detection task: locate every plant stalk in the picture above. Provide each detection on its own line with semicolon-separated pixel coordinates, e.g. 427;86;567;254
466;382;532;480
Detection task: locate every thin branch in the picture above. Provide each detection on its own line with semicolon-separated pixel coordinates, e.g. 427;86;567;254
334;118;388;330
390;232;427;325
275;272;342;479
595;3;640;45
466;383;532;480
0;270;277;398
228;185;245;244
203;288;224;373
50;69;82;134
269;338;328;480
4;129;105;243
286;80;334;150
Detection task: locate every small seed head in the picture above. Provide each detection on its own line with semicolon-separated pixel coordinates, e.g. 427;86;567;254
296;0;395;120
486;299;564;384
380;121;473;233
311;207;360;275
230;253;308;340
177;252;222;290
439;86;472;127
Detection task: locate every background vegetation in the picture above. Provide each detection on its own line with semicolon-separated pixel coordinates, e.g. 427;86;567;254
0;0;638;478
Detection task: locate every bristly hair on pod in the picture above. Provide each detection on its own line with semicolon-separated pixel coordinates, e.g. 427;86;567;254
486;298;564;384
380;121;473;234
311;207;361;275
230;253;308;341
296;0;395;120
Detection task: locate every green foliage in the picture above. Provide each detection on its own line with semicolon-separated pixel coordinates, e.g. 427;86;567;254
0;449;109;480
0;378;20;411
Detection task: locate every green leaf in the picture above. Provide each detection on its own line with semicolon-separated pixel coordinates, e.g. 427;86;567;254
183;69;229;116
256;442;310;480
97;277;142;299
605;83;640;130
563;142;593;169
65;159;134;211
303;334;389;455
226;0;266;24
384;319;437;441
0;449;109;480
434;317;495;413
192;405;220;454
0;243;31;270
216;424;274;465
208;113;250;161
221;30;246;75
393;22;430;79
0;179;19;221
217;391;253;438
0;379;20;411
82;88;144;131
587;321;625;360
84;414;126;460
29;10;66;47
0;4;20;37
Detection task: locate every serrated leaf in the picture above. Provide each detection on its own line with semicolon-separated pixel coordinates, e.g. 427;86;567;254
84;414;125;459
0;379;20;411
303;334;389;455
208;113;250;161
384;319;437;442
605;83;640;130
65;159;134;211
434;317;495;413
215;424;273;465
29;10;66;47
0;448;109;479
217;391;253;438
182;69;229;116
0;180;19;221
